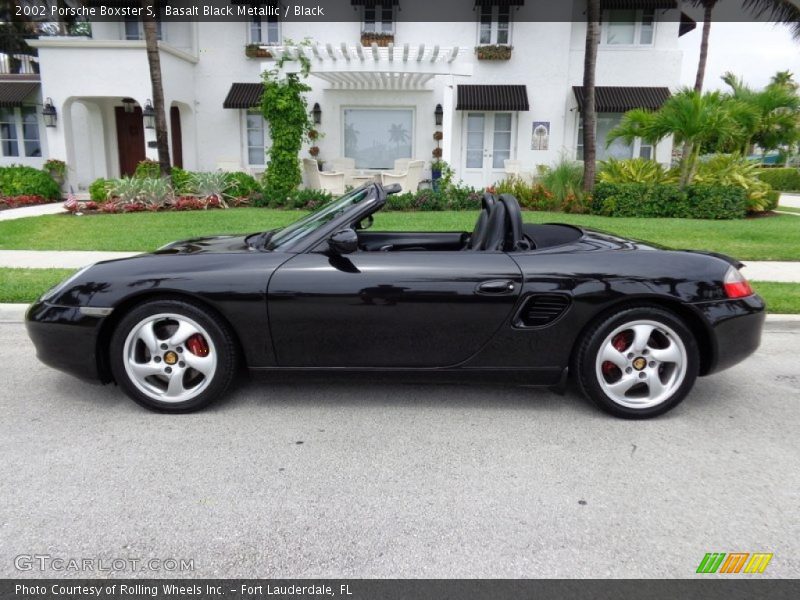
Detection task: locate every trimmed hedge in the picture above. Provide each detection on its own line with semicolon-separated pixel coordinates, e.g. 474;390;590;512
591;183;748;220
756;167;800;192
0;166;61;200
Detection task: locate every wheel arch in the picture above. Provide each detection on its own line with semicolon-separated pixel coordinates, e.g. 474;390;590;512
570;296;715;377
96;291;248;383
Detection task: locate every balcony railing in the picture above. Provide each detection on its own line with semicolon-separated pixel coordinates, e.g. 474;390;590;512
0;53;40;75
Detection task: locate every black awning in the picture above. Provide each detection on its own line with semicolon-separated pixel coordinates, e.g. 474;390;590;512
572;86;671;113
600;0;677;9
474;0;526;6
456;85;529;111
222;83;263;109
0;81;40;108
679;11;698;36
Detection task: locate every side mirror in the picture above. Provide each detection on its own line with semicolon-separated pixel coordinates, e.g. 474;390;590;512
328;228;359;255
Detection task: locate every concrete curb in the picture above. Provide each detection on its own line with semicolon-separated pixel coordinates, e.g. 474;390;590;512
2;303;799;331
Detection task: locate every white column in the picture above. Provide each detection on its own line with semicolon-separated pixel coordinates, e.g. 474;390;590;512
43;98;72;191
441;78;454;166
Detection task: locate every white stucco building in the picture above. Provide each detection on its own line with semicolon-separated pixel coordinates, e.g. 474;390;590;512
1;0;692;191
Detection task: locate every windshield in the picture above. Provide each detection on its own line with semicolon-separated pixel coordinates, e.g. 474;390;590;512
266;186;371;251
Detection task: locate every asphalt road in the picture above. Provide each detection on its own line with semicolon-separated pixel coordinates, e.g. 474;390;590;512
0;322;798;579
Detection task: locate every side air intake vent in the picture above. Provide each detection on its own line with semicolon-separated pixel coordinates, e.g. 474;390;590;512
516;294;571;328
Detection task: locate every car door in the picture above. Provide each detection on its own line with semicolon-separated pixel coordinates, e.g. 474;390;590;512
267;250;523;368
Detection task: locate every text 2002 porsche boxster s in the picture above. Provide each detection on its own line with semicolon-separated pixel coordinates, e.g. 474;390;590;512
26;184;765;418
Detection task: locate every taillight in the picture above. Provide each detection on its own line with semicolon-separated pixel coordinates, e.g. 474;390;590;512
723;266;753;299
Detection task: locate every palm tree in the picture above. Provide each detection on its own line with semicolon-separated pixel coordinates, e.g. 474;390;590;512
607;89;741;187
141;0;171;177
770;70;798;91
582;0;600;192
690;1;800;92
721;71;800;155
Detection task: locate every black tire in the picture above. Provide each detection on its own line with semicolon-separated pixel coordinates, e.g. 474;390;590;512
109;299;238;412
573;305;699;419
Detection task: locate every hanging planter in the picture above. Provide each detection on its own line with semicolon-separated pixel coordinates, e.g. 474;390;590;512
475;45;513;61
245;44;273;59
360;32;394;47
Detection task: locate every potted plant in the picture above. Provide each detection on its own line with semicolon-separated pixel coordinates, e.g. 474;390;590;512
43;159;67;187
360;32;394;47
475;44;513;61
245;44;273;59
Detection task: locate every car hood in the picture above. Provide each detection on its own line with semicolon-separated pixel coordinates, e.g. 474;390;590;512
153;234;256;255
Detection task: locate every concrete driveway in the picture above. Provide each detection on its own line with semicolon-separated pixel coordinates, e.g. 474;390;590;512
0;321;798;579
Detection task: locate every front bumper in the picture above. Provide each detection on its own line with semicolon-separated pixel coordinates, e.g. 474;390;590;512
694;294;766;375
25;301;109;383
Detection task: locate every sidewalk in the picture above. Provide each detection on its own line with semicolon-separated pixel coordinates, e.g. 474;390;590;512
779;192;800;209
0;202;66;222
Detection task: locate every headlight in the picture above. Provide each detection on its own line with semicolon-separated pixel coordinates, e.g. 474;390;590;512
39;265;92;303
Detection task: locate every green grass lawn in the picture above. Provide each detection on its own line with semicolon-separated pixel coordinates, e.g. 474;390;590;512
0;209;799;260
0;268;75;304
1;267;798;314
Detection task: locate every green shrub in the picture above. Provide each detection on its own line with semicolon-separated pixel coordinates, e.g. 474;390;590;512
258;187;332;209
538;155;584;208
684;185;748;219
225;171;261;199
693;155;774;212
591;183;746;220
764;189;780;211
0;165;61;200
169;167;193;194
494;176;559;211
88;178;111;202
756;167;800;192
598;157;675;184
133;159;161;179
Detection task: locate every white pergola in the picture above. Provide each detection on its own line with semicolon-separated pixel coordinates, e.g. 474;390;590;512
265;42;472;90
262;42;473;163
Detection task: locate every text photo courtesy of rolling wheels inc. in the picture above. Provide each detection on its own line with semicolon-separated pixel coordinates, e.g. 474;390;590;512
1;0;800;598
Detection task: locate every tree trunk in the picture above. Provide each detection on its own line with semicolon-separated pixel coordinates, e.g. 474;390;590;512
582;0;600;193
142;1;171;177
694;2;715;92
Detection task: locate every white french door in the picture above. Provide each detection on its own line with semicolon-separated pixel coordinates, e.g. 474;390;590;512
461;111;515;188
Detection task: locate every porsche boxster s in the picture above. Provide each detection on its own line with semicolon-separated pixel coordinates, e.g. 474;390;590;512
26;183;765;418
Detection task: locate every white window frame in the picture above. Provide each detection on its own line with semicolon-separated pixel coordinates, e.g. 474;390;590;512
477;4;512;46
248;15;281;45
243;109;270;168
576;113;654;161
601;8;656;47
0;106;42;159
362;3;394;35
341;106;415;170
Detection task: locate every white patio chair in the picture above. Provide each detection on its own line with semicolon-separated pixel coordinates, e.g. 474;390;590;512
303;158;346;196
329;157;358;187
393;158;411;173
380;160;424;193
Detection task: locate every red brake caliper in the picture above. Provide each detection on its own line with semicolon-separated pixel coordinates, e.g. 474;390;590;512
186;334;210;357
602;333;629;375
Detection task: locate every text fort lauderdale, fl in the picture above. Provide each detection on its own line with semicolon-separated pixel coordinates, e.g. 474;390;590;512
165;4;325;17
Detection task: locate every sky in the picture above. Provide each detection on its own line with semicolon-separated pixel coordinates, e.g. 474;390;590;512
679;22;800;90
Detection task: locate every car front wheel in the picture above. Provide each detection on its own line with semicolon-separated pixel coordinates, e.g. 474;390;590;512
109;299;237;412
574;306;699;419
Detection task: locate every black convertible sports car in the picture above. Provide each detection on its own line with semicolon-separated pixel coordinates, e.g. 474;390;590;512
27;183;764;418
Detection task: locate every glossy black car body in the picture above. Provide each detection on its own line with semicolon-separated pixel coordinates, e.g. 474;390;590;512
26;184;765;415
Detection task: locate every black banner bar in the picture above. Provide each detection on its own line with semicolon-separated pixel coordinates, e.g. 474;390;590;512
3;579;800;600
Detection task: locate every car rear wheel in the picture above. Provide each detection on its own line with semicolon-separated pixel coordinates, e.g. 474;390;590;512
574;306;699;419
109;299;237;412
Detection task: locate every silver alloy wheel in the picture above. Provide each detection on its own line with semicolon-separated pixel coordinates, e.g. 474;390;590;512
594;319;688;409
122;313;217;403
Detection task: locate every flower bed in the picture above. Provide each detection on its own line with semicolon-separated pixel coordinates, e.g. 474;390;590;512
0;195;51;211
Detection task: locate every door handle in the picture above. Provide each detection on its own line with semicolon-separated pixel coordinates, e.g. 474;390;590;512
477;280;516;294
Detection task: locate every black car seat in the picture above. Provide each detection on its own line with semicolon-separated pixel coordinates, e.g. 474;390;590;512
498;194;530;251
480;201;507;251
467;193;496;250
